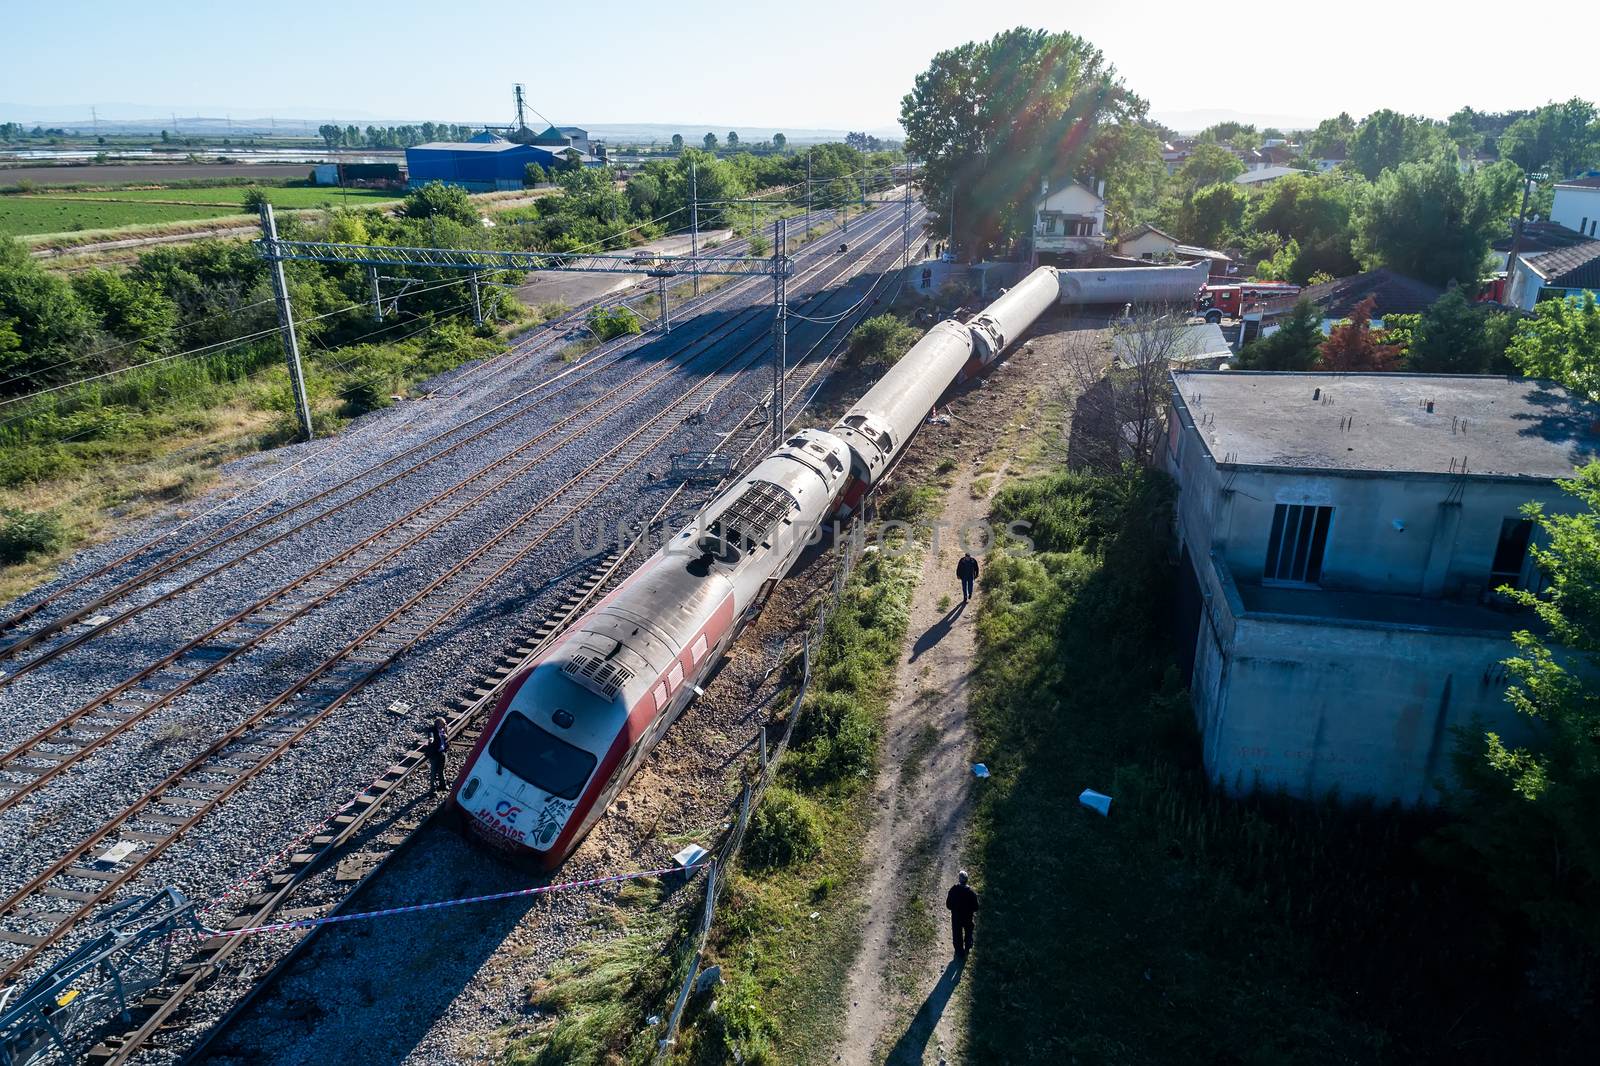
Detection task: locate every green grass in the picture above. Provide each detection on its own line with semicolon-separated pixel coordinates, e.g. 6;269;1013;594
963;467;1587;1064
0;196;240;236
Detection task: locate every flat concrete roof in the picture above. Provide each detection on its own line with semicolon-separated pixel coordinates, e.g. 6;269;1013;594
1172;371;1600;479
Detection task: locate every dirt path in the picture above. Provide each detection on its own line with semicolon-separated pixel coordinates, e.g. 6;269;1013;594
832;323;1078;1066
836;455;1001;1065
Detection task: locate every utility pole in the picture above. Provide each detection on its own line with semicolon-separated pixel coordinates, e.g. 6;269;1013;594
469;272;484;326
805;151;812;237
259;204;314;442
656;273;671;332
368;265;383;321
689;158;700;296
1507;171;1541;298
902;166;912;269
771;217;787;448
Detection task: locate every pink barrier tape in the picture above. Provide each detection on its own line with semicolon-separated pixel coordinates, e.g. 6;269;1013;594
197;863;708;939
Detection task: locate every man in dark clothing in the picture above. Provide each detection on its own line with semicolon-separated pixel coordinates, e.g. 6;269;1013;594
946;870;978;958
425;716;448;794
956;552;979;604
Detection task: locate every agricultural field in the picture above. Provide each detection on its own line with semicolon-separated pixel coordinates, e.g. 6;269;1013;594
56;185;403;207
0;184;402;238
0;196;243;237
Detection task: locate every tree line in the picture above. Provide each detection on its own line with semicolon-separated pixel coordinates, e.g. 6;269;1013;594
900;30;1598;292
316;122;479;149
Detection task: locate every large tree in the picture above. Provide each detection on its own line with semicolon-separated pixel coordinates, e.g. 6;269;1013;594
1348;110;1448;180
1174;143;1244;191
1355;153;1519;286
1243;171;1365;282
1443;463;1600;983
1498;98;1600;179
1506;292;1600;400
899;27;1147;257
1405;285;1517;374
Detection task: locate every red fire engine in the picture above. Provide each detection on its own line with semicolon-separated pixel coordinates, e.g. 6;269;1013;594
1196;282;1301;323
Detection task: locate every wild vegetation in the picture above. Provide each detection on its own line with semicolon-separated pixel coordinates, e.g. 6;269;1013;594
963;466;1594;1063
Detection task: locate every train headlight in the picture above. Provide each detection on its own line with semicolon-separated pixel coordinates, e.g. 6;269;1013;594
552;708;575;729
463;777;480;801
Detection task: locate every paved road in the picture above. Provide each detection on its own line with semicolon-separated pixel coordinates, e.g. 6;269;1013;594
511;229;734;310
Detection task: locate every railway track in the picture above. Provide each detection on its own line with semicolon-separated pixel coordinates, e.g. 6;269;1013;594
103;205;923;1064
0;221;799;672
0;218;905;815
0;207;916;991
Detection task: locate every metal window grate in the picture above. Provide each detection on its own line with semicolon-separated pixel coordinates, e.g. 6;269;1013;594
712;480;796;551
1264;504;1333;585
563;652;634;700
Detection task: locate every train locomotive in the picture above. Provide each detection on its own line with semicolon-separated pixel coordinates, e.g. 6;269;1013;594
451;266;1060;867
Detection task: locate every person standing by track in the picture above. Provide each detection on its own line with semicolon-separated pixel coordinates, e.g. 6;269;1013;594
425;716;448;794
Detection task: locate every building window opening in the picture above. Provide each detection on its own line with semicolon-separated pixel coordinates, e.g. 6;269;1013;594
1490;517;1534;590
1264;504;1333;585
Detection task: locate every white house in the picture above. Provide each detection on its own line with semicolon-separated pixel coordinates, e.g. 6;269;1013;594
1164;372;1597;805
1551;176;1600;239
1114;223;1233;277
1032;179;1106;265
1505;240;1600;311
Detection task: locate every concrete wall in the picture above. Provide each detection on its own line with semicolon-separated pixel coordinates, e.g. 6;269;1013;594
1551;184;1600;238
1165;406;1569;599
1190;557;1534;804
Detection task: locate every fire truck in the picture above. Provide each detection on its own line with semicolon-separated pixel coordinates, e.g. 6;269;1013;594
1196;282;1301;323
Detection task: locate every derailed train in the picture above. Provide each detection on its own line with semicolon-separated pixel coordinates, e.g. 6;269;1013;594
451;266;1061;866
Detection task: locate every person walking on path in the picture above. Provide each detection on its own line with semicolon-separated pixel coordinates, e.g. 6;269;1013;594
956;551;979;604
946;870;979;959
425;715;448;794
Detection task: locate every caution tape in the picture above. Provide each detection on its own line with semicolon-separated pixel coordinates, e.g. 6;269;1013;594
198;863;707;940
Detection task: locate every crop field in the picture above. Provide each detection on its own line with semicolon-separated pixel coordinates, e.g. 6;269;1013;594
57;185;404;207
1;184;402;238
0;197;243;237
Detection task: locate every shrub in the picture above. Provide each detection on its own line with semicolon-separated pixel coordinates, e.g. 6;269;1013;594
0;445;78;488
0;508;66;565
847;313;921;366
586;304;642;341
241;186;271;211
744;786;823;869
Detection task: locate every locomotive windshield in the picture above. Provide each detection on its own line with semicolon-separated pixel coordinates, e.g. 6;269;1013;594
490;711;597;801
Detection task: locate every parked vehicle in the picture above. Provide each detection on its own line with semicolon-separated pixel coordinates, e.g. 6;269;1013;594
1196;282;1301;323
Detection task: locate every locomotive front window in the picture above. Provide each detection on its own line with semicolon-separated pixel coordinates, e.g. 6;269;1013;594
490;711;597;801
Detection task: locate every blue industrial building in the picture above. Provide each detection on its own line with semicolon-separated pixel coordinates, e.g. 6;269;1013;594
405;133;587;192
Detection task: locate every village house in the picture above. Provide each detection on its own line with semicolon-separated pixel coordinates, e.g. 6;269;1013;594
1113;223;1234;278
1031;179;1106;265
1164;371;1595;805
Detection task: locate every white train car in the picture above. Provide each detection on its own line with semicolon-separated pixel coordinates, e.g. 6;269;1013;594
968;266;1060;369
452;430;852;866
829;319;973;509
1057;260;1209;307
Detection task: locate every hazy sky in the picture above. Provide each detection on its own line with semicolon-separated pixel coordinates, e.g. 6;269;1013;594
5;0;1595;130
